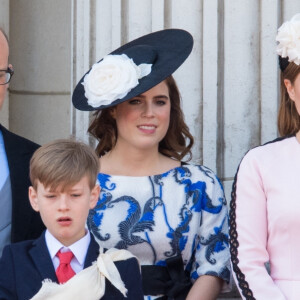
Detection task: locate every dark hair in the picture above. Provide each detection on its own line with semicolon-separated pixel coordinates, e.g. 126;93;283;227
30;139;99;191
88;75;194;161
278;61;300;136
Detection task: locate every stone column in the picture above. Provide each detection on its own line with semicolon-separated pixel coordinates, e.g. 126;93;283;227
9;0;72;145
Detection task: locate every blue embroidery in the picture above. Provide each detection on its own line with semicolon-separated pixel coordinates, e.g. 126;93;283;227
165;207;192;257
199;218;229;264
197;165;215;183
88;190;113;241
98;173;116;190
89;164;230;291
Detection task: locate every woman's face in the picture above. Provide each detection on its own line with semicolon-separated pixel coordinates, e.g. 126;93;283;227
111;81;171;151
285;72;300;115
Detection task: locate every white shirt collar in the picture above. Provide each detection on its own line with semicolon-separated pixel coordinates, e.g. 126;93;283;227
45;229;91;267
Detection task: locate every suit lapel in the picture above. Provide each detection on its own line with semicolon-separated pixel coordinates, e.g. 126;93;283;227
0;124;41;242
84;234;100;268
29;232;58;282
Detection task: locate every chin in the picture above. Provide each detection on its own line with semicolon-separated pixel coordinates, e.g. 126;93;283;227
137;143;160;151
136;137;163;148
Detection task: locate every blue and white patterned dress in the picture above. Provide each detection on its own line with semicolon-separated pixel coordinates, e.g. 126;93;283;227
88;164;230;298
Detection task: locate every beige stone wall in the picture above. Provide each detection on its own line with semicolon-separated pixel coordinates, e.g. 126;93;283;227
8;0;72;145
3;1;300;299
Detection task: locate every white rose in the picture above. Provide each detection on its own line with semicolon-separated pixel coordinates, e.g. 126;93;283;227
276;14;300;65
83;54;152;108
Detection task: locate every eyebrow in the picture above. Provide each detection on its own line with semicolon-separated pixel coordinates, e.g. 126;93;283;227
69;188;83;191
135;94;169;100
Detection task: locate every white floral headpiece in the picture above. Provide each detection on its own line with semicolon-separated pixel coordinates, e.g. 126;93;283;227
82;54;152;108
276;14;300;65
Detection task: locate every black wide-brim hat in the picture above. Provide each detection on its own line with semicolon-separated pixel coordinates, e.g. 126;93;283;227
72;28;193;111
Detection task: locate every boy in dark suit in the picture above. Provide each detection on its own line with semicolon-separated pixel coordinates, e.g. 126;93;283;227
0;139;143;300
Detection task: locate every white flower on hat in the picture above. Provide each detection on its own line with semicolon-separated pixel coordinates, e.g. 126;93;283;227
83;54;152;108
276;14;300;65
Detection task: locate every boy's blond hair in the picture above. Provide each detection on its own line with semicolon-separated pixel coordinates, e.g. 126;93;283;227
30;139;99;191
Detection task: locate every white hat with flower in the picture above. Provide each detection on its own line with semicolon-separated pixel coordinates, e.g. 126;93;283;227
276;13;300;71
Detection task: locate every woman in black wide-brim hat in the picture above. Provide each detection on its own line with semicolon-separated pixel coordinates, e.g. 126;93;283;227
73;29;231;299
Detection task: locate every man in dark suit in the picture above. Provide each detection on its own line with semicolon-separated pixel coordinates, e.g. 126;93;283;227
0;28;45;256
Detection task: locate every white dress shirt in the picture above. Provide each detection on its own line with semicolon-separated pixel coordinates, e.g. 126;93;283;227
45;229;91;274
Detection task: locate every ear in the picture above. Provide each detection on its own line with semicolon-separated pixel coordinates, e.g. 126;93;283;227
284;79;296;102
110;107;116;119
28;186;40;212
89;184;100;209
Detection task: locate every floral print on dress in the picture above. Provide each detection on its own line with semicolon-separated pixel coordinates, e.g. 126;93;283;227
88;164;231;299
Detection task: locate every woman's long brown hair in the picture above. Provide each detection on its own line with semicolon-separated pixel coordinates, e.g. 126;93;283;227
278;62;300;136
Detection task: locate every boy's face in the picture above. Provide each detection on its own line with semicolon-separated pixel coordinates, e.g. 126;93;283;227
29;176;100;246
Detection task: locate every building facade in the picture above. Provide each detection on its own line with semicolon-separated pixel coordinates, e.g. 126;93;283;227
1;1;300;298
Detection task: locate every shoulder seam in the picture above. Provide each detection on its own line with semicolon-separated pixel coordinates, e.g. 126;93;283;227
262;134;294;146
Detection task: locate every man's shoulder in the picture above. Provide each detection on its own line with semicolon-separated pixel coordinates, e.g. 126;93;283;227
0;124;39;151
1;239;36;262
5;238;38;251
2;232;46;256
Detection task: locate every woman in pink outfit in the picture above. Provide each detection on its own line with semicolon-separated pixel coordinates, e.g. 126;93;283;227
230;14;300;300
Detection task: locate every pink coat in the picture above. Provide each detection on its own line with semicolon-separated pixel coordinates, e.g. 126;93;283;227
230;136;300;299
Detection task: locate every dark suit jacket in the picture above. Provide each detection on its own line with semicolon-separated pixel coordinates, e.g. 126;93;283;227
0;125;45;243
0;232;144;300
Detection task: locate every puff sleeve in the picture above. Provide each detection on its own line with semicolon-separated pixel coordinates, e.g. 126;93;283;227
191;168;231;293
